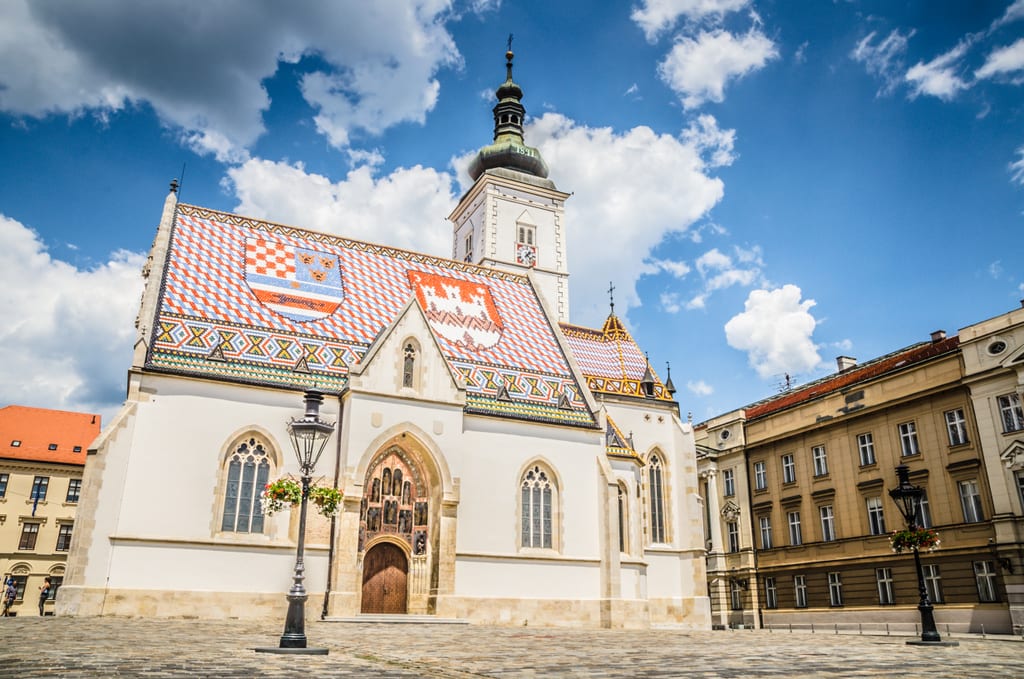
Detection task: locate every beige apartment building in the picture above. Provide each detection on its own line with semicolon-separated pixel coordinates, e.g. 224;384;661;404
699;308;1024;634
0;405;100;616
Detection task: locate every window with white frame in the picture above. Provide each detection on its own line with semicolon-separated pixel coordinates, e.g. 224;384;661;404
0;472;7;497
898;422;920;457
857;432;876;466
828;572;844;606
923;564;943;603
30;476;49;501
788;510;802;546
759;515;773;549
1016;471;1024;511
723;469;735;497
876;568;895;604
782;454;796;484
998;393;1024;433
764;577;778;609
918;490;933;528
812;445;828;477
958;479;984;523
221;437;272;534
19;522;39;550
730;580;743;610
727;521;740;553
866;496;886;535
56;523;73;551
819;505;836;542
521;465;556;549
648;454;667;544
944;408;968;446
66;478;82;503
974;561;998;602
794;575;808;608
753;461;767;490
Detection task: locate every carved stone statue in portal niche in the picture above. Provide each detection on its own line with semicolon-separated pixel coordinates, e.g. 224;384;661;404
382;468;392;496
371;478;380;502
360;498;367;520
367;507;381;531
401;481;411;505
398;509;412;534
414;501;428;526
393;469;403;495
414;531;427;556
384;500;397;525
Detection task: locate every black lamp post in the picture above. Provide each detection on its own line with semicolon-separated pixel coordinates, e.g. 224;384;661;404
257;389;335;655
888;465;957;646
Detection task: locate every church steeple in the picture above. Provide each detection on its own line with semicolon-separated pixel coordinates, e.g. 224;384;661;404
467;41;549;181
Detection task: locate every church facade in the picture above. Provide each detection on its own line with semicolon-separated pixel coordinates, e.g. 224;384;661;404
57;52;710;628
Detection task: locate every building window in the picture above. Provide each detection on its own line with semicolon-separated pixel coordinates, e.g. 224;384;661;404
617;484;627;553
812;445;828;477
866;496;886;535
794;575;808;608
974;561;998;602
759;515;773;549
48;443;58;450
19;522;40;550
918;490;933;528
73;446;82;452
402;343;416;388
819;505;836;542
753;461;767;490
998;393;1024;433
727;521;740;553
723;469;735;497
944;409;968;446
898;422;920;457
66;479;82;503
648;454;667;544
876;568;895;605
730;580;743;610
857;432;876;466
782;454;796;484
10;439;20;447
464;233;473;262
787;510;802;546
923;564;943;603
1016;471;1024;511
764;577;778;609
958;480;984;523
828;572;844;607
0;472;7;498
517;224;535;246
30;476;49;501
56;523;74;551
47;576;63;601
221;438;272;534
521;465;555;549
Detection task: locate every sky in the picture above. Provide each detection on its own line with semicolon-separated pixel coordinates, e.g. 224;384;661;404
0;0;1022;425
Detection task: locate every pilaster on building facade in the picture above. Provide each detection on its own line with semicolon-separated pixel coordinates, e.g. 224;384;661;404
697;305;1024;635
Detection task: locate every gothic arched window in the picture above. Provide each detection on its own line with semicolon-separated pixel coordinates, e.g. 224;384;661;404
402;343;416;388
648;453;667;544
221;438;273;533
617;483;628;553
520;464;557;549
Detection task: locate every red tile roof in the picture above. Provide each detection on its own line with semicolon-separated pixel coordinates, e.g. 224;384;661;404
744;336;960;421
0;405;101;466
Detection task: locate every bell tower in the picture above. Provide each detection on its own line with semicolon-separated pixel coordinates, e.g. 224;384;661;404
449;44;571;322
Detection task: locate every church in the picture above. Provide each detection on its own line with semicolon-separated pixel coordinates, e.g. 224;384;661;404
57;51;710;629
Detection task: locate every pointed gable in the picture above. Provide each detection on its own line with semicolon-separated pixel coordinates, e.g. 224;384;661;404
148;204;596;427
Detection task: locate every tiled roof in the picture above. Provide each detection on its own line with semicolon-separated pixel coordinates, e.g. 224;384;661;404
744;336;960;420
605;415;640;460
0;405;101;465
149;204;596;428
559;315;673;401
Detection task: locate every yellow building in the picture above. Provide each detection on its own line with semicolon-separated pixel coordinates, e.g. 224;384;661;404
0;405;100;616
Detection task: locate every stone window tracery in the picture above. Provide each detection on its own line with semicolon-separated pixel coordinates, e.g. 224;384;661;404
520;464;557;550
648;453;667;544
221;437;272;534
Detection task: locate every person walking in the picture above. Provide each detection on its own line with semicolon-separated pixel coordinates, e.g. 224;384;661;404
2;578;15;616
38;577;51;616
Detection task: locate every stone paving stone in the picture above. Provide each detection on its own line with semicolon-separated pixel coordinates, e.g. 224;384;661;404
0;618;1022;677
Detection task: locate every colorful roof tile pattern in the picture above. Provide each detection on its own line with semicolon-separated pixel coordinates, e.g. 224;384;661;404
605;416;639;460
744;336;960;421
0;405;101;466
149;204;595;428
559;315;674;401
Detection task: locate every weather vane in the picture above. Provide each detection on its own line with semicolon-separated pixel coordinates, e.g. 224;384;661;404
507;33;513;53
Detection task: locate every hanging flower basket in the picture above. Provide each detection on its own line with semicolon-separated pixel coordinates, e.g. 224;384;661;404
260;478;343;518
889;527;941;554
309;485;344;518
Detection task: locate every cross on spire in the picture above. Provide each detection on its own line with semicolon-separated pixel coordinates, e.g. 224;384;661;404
608;281;615;315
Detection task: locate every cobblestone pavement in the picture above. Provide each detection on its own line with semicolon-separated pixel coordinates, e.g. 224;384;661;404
1;617;1022;678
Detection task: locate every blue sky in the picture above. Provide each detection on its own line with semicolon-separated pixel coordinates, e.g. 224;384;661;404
1;0;1022;423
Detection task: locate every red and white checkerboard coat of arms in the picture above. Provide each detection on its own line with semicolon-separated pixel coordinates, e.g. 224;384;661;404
245;237;344;322
408;271;504;352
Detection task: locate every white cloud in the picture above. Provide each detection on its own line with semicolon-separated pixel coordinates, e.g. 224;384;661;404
906;43;970;100
0;0;460;160
686;379;714;396
648;258;692;278
724;284;821;379
660;291;683;313
226;159;458;258
1011;146;1024;186
990;260;1004;278
681;113;736;167
851;29;914;96
0;213;144;419
683;245;763;309
976;38;1024;80
631;0;750;43
992;0;1024;30
831;338;853;352
658;29;778;109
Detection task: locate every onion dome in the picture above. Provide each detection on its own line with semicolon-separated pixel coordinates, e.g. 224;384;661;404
467;48;549;181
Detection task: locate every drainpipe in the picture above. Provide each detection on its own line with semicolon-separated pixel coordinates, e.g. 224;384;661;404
321;389;345;619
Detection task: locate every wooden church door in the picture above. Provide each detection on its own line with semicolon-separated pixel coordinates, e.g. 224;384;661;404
361;542;408;614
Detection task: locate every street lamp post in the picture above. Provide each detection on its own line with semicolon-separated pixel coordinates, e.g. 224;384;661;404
257;389;335;656
888;465;957;647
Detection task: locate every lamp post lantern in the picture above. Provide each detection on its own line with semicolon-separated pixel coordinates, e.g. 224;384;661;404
257;389;335;655
888;465;958;646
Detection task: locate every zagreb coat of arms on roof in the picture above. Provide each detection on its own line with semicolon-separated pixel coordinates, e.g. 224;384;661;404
408;271;505;352
244;237;344;322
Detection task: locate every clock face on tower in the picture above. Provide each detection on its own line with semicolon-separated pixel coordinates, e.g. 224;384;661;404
516;243;537;267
